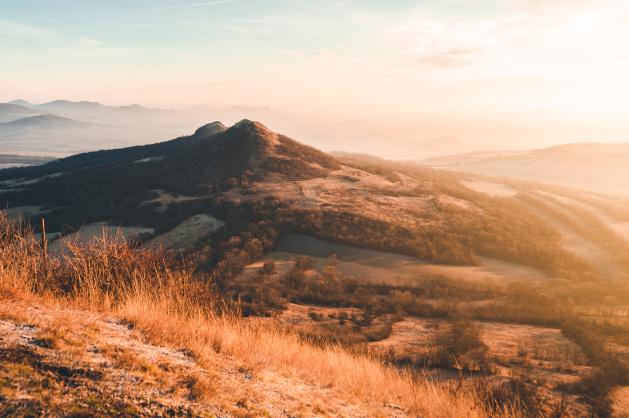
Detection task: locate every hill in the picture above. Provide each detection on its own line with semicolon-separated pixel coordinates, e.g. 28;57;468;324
37;99;108;112
424;143;629;196
0;120;591;280
3;122;629;415
0;115;91;157
0;103;40;123
7;99;33;107
0;216;493;418
0;114;88;131
0;99;205;156
30;100;179;123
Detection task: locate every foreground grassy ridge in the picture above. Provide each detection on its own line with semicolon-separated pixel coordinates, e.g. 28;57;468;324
0;214;515;417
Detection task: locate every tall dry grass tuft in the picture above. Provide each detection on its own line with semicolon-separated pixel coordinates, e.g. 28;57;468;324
0;213;46;297
0;212;517;417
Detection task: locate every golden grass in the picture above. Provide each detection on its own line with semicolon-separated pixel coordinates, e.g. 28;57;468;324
0;213;517;417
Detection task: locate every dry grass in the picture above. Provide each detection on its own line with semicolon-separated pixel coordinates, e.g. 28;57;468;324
181;373;217;402
0;212;518;417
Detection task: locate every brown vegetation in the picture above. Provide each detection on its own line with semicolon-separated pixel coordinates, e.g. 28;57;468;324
0;212;517;417
241;234;629;416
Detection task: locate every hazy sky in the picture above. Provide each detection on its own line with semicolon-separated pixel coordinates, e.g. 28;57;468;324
2;0;629;150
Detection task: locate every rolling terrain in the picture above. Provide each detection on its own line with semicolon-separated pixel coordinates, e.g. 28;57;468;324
0;99;505;160
0;100;214;156
2;120;627;289
0;114;87;131
0;214;504;418
0;119;593;281
0;103;40;123
3;121;629;415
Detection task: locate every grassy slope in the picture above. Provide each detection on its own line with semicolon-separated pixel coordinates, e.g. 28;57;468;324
0;214;515;418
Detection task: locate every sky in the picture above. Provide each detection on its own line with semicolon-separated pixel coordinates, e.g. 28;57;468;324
2;0;629;152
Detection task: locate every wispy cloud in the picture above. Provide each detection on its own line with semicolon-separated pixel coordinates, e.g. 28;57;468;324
0;19;60;41
149;0;236;13
125;23;152;28
276;49;302;56
229;19;270;24
0;17;140;64
386;0;629;79
77;36;104;47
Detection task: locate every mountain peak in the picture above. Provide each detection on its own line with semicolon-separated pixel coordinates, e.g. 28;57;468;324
230;119;278;146
0;119;340;193
233;119;271;132
41;100;105;109
193;121;227;139
8;99;32;107
117;104;146;110
24;113;74;122
0;113;88;129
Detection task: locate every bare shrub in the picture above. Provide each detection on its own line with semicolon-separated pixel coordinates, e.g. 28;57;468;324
435;319;489;372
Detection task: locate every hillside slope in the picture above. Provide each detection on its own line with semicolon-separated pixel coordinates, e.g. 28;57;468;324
0;217;502;418
0;299;407;417
0;120;604;282
3;123;629;416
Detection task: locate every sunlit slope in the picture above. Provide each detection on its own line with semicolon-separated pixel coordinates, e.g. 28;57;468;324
0;122;611;283
464;177;629;280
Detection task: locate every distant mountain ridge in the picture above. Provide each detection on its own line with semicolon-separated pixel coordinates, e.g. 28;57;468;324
8;99;33;107
6;99;170;115
0;103;40;123
0;99;208;156
0;114;88;130
2;98;477;160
